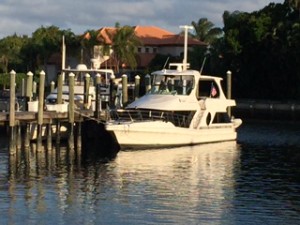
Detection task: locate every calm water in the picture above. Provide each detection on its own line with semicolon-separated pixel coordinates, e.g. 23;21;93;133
0;121;300;225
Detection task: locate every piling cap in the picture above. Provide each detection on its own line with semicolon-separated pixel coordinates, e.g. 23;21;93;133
27;71;33;76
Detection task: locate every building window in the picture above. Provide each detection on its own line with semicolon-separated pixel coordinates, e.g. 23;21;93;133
138;47;142;53
153;47;157;53
145;47;149;53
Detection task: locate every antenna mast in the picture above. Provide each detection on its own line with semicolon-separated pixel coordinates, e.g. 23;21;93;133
179;25;193;71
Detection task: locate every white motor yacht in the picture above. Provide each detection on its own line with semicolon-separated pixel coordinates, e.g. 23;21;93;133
105;62;242;149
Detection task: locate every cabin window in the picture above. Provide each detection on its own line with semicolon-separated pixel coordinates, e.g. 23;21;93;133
198;80;219;99
150;74;195;95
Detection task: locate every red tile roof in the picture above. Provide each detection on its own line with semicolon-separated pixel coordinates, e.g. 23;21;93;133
97;27;117;44
97;26;206;46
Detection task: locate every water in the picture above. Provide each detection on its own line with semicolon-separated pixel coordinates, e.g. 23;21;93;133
0;121;300;225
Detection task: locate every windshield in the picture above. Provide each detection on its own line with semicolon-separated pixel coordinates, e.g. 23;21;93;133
149;74;194;95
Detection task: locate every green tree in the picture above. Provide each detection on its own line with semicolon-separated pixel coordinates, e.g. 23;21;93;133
222;2;300;100
31;25;63;69
0;34;28;73
111;25;141;73
190;18;223;74
191;18;223;44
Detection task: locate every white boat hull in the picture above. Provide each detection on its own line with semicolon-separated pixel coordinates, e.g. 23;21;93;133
106;120;237;149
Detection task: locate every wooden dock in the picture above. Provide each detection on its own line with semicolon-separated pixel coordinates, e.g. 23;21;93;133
0;69;138;158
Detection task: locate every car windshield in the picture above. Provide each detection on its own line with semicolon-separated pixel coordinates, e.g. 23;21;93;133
149;74;194;95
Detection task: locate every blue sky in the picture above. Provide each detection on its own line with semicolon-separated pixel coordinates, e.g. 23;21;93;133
0;0;283;38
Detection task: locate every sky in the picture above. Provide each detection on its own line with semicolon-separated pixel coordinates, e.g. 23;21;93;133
0;0;284;38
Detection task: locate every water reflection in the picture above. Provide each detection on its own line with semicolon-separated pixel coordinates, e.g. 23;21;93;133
1;141;241;224
1;126;300;225
111;142;240;224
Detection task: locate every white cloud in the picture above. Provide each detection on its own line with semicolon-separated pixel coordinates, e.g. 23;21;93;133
0;0;284;38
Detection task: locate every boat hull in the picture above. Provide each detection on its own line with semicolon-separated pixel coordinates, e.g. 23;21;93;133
106;120;237;149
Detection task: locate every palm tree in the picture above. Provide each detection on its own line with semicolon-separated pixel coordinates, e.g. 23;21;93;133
111;25;141;73
81;30;100;64
191;18;223;44
190;18;223;74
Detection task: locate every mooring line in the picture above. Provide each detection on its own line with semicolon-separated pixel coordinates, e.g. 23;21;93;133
74;110;107;124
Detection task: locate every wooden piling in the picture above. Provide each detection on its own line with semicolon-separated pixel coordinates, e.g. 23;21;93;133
145;74;151;93
21;78;25;97
32;81;37;100
68;72;75;150
26;71;33;102
134;75;140;100
50;81;55;93
57;73;63;104
16;122;22;150
84;73;90;109
95;73;101;85
227;70;232;117
9;70;16;155
24;123;31;149
46;121;52;150
109;74;116;108
122;74;128;107
76;122;82;149
95;73;102;119
37;71;45;151
56;121;61;145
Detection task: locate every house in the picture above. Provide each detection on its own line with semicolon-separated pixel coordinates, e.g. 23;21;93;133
94;25;207;69
46;26;206;85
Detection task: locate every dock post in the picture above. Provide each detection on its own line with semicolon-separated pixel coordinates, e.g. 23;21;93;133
134;75;140;100
47;120;52;150
55;73;63;145
145;74;151;93
37;70;45;151
32;81;37;100
9;70;16;155
95;73;101;85
24;123;31;149
122;74;128;107
26;71;33;111
50;81;55;93
109;74;116;108
84;73;91;109
56;121;61;145
68;72;75;150
16;121;22;150
75;121;82;167
95;73;102;119
76;122;82;150
57;73;63;104
21;78;25;97
227;70;232;117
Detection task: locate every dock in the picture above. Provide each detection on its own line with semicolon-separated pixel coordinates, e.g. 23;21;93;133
0;69;143;158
